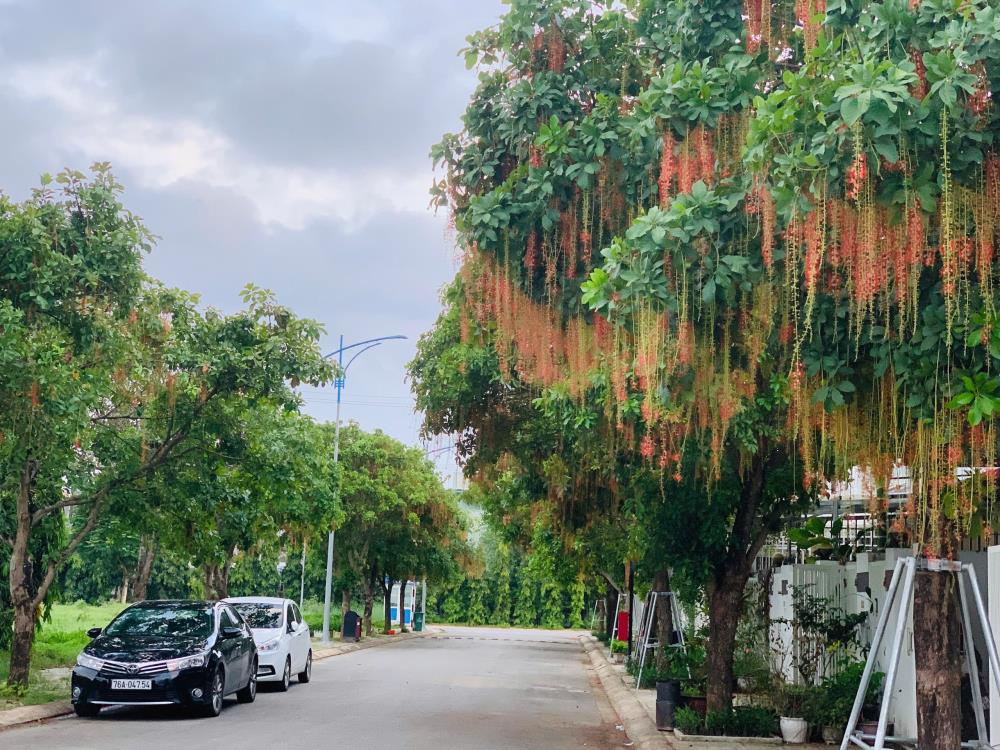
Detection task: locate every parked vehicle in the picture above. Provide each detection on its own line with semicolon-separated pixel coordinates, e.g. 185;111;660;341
71;600;258;718
225;596;312;691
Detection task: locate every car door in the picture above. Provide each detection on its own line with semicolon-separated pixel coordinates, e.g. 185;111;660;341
284;602;302;671
219;605;246;691
291;602;310;668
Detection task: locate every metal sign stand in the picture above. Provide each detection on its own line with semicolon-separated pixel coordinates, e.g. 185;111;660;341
840;556;1000;750
610;592;624;642
635;591;685;692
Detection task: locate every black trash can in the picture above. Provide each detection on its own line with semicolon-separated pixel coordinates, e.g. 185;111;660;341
655;679;681;731
342;610;361;642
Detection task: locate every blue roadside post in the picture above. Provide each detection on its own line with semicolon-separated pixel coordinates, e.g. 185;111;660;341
319;334;406;644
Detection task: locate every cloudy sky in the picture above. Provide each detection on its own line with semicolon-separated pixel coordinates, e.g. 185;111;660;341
0;0;505;480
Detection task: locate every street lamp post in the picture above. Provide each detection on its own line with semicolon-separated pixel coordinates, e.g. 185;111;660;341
319;333;406;644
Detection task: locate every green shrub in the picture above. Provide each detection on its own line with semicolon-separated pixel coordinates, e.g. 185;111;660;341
610;639;629;654
675;706;703;735
807;663;884;726
703;707;779;737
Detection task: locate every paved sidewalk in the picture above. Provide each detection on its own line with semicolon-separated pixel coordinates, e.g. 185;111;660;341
582;636;831;750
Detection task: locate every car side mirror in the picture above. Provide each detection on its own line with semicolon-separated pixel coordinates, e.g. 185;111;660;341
287;621;296;634
86;627;102;638
221;626;242;639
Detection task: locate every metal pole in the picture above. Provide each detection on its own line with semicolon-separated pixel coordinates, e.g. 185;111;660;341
299;540;307;609
840;557;905;750
874;557;916;750
321;335;345;644
964;565;1000;698
957;571;988;744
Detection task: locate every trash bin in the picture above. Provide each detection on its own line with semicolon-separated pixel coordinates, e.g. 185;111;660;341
342;610;361;643
413;612;424;632
655;679;681;731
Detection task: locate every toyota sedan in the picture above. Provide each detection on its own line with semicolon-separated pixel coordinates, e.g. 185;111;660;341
71;600;258;718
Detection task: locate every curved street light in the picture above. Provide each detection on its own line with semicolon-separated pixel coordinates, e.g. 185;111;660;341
318;334;406;643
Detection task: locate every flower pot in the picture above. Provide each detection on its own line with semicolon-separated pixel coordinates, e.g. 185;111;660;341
780;716;809;744
859;720;892;737
821;725;842;745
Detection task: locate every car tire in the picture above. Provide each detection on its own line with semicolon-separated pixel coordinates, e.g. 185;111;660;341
297;650;312;684
199;668;225;718
73;702;101;718
236;659;257;703
277;657;291;692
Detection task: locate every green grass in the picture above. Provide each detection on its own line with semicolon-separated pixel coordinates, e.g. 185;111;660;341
0;600;128;709
300;598;385;636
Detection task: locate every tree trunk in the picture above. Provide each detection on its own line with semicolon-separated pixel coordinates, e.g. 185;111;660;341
605;585;617;641
383;579;393;634
119;573;131;603
914;569;962;749
341;588;352;620
130;538;157;602
652;569;673;674
362;565;376;635
8;602;35;688
705;565;747;712
8;459;39;688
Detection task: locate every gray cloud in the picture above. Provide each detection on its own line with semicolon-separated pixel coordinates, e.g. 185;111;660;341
0;0;503;456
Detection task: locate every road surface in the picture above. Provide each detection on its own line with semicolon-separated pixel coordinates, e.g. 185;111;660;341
3;627;622;749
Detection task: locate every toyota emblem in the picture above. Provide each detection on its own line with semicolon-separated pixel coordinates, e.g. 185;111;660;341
127;664;138;674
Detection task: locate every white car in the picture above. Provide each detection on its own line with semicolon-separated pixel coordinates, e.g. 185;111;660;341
225;597;312;691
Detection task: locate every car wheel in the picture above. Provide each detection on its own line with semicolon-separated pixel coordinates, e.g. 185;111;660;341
199;668;225;717
73;702;101;718
297;650;312;684
277;657;291;692
236;659;257;703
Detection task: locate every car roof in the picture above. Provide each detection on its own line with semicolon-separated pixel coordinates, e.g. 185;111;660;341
128;599;216;608
224;596;289;605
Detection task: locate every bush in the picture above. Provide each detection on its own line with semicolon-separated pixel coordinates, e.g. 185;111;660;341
704;707;779;737
807;663;884;727
675;706;703;735
610;639;629;654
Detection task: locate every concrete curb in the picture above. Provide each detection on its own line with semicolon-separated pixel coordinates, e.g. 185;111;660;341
0;626;440;733
0;701;74;732
579;635;673;750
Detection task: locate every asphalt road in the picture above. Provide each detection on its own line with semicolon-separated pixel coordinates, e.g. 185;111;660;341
3;627;621;750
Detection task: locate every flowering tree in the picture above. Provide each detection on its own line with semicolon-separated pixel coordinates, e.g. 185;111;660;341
433;0;1000;741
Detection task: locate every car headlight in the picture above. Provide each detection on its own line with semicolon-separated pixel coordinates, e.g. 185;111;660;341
76;653;105;671
257;637;281;653
166;653;207;672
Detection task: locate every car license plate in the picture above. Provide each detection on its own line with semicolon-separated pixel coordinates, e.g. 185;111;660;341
110;679;152;690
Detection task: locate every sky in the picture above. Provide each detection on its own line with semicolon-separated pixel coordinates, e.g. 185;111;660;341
0;0;506;482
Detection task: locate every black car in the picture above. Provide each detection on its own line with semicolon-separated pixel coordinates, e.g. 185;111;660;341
71;600;258;718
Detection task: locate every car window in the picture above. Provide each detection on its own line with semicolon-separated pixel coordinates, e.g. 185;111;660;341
233;602;283;629
105;603;213;639
220;606;240;629
286;604;296;627
291;603;304;626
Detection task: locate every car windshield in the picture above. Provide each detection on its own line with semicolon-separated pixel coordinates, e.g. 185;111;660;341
232;603;283;629
104;604;214;639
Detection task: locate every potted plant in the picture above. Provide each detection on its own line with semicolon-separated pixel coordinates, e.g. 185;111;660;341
609;639;628;663
810;662;877;744
778;684;813;744
858;671;887;737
